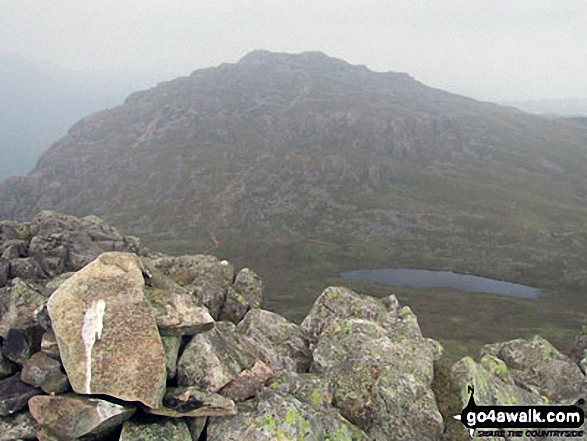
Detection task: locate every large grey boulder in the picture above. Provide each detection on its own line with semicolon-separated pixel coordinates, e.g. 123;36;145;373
47;252;167;408
301;287;443;441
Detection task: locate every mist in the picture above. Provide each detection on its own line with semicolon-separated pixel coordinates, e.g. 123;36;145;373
1;0;586;102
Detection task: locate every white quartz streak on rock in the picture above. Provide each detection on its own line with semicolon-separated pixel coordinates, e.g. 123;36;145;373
81;299;106;393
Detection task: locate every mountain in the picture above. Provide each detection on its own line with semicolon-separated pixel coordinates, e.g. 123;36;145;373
1;50;587;358
0;53;158;181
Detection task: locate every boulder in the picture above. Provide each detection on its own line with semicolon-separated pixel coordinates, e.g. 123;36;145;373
480;336;587;403
0;374;42;416
21;351;69;394
0;410;38;440
28;394;135;440
145;387;237;418
47;252;166;408
221;268;263;324
120;419;192;441
207;390;367;440
302;287;443;441
237;308;311;373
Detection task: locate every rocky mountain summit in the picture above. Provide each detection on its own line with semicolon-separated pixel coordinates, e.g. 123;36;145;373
0;211;585;440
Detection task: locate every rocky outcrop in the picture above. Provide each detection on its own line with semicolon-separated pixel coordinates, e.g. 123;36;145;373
0;212;585;440
302;287;444;440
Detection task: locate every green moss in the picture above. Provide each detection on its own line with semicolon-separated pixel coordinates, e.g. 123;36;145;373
311;389;322;407
285;408;297;425
258;413;276;431
324;424;354;441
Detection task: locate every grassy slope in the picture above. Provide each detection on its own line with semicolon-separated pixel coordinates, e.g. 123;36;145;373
144;142;587;364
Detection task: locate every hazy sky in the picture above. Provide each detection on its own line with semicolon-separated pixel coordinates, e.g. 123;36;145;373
1;0;586;102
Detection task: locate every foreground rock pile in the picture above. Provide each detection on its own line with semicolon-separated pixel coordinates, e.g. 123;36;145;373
0;211;586;440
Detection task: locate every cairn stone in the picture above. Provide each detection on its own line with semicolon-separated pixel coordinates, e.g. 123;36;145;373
47;252;166;408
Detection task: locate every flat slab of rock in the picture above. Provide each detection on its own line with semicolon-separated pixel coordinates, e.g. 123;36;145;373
47;252;166;408
145;387;236;417
120;419;192;441
0;374;42;416
28;394;135;440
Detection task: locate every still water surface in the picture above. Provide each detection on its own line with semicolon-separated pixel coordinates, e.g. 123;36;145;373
340;268;541;298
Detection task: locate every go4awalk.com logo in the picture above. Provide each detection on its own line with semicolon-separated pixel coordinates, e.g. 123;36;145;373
454;386;585;438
